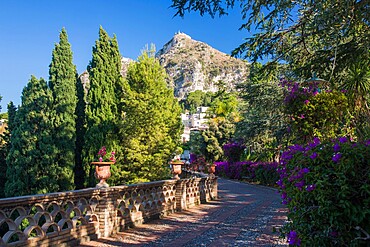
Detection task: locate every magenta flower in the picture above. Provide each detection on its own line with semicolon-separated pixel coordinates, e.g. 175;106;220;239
98;146;107;156
309;152;318;160
301;168;310;173
332;153;342;163
333;143;341;152
294;180;305;190
304;99;310;104
287;230;301;246
306;184;316;192
97;146;116;162
339;137;348;143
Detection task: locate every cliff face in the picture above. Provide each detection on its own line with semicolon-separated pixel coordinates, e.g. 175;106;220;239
156;32;249;99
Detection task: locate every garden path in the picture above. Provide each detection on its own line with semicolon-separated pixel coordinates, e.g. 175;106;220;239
79;178;288;246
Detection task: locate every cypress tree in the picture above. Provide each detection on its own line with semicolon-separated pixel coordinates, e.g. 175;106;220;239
5;76;57;197
48;28;77;191
0;102;17;198
0;96;4;197
119;48;182;184
84;26;124;186
74;76;86;189
7;102;17;132
0;99;8;197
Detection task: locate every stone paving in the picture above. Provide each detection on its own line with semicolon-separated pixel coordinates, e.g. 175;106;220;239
79;178;288;246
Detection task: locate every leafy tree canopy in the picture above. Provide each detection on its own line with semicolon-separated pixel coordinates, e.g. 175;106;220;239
181;90;214;113
118;47;182;184
171;0;370;82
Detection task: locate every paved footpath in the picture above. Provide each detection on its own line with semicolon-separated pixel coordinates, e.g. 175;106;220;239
80;179;288;247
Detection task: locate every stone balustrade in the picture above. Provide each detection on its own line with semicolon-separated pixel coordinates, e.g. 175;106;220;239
0;172;217;246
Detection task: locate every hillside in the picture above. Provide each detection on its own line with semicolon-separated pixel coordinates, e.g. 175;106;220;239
156;32;249;99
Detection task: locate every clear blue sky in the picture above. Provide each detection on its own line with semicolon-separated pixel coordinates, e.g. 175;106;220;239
0;0;248;112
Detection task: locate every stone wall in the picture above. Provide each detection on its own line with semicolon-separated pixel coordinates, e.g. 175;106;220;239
0;174;217;246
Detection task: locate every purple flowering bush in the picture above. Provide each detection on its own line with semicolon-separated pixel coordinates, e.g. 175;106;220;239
245;161;279;186
223;142;246;162
216;140;279;184
278;137;370;246
214;161;246;179
281;79;352;143
214;160;279;186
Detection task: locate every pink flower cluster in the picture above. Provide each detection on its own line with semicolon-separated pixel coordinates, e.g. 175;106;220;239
97;146;116;162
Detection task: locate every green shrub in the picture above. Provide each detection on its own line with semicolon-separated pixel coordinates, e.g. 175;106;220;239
278;137;370;246
281;80;353;144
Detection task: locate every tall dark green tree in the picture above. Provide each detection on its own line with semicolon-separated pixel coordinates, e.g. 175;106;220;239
48;28;77;191
118;48;182;184
0;102;17;198
234;62;288;161
236;81;287;161
74;76;86;189
0;97;5;197
84;27;124;186
5;76;57;197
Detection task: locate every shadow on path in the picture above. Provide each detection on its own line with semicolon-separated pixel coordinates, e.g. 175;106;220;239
79;179;287;247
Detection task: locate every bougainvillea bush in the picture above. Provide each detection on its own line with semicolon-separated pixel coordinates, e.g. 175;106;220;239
246;161;279;186
281;79;353;144
214;161;279;186
214;161;246;179
223;141;246;162
278;137;370;246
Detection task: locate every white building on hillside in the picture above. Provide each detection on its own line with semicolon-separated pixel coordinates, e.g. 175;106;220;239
180;107;209;142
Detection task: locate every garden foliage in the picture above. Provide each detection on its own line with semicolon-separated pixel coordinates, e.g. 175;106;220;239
48;28;77;191
84;26;124;186
281;79;353;143
171;0;370;82
214;161;278;186
277;138;370;246
117;49;182;184
5;76;57;196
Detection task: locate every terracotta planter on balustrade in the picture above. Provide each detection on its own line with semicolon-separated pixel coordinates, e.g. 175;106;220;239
91;161;114;188
169;160;184;179
208;164;216;174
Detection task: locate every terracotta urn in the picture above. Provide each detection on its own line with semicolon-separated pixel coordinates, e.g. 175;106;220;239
170;160;184;179
193;164;199;172
91;161;114;188
208;164;216;174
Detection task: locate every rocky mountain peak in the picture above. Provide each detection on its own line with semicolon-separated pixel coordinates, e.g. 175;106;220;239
156;32;249;99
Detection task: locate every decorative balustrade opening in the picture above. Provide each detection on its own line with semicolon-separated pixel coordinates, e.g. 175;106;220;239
0;171;217;247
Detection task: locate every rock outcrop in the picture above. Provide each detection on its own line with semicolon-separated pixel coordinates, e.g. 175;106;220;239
156;32;249;99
